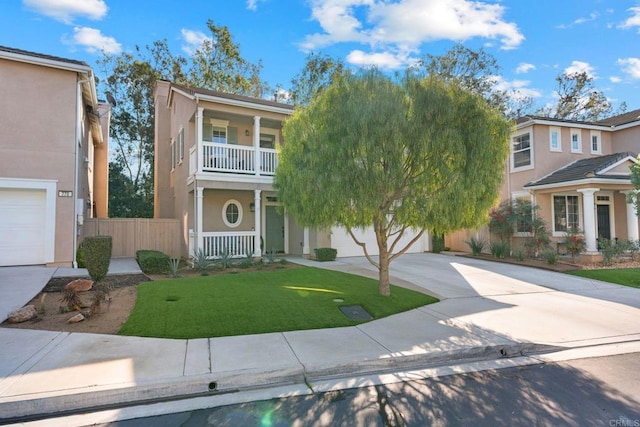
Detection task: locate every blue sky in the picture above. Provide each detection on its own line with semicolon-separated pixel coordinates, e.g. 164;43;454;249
2;0;639;114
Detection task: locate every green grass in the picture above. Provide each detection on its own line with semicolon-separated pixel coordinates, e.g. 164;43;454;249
567;268;640;288
118;267;438;339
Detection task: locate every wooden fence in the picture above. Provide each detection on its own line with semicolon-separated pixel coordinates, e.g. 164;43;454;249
83;218;182;258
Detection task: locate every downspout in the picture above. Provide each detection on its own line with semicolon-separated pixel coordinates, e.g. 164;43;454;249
74;77;92;268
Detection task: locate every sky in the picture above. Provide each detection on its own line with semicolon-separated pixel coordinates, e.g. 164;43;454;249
1;0;639;114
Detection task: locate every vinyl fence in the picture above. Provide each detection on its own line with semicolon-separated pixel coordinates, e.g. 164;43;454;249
83;218;182;258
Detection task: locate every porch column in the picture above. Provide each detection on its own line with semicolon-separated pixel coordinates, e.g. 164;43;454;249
254;189;262;257
622;190;640;241
578;188;599;253
196;186;204;255
303;227;310;256
253;116;261;176
196;107;204;172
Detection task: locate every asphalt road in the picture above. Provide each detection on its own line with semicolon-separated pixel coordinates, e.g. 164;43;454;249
98;352;640;427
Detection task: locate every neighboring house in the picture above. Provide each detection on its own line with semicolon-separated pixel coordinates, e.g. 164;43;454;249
154;81;429;259
447;109;640;259
0;46;110;267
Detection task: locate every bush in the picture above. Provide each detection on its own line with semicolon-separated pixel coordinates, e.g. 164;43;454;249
190;248;213;274
543;250;559;265
84;235;112;282
465;236;486;256
489;241;509;259
314;247;337;262
564;228;586;261
76;240;86;268
136;249;170;274
431;233;445;253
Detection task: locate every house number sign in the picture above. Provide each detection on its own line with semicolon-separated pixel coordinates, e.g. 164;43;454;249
58;190;73;197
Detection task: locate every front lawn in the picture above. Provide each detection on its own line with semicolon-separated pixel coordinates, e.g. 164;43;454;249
567;268;640;288
118;267;438;339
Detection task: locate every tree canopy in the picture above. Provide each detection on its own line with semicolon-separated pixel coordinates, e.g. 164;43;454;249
275;70;512;295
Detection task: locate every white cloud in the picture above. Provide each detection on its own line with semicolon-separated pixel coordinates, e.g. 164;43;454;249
493;76;542;100
574;11;599;25
516;62;535;74
564;60;596;78
23;0;107;24
619;6;640;32
346;49;406;69
618;58;640;79
300;0;524;65
68;27;121;54
610;76;622;83
181;29;212;55
246;0;266;11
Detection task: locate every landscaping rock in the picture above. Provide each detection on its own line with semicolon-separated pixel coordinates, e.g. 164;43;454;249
67;313;85;323
64;279;93;292
7;305;38;323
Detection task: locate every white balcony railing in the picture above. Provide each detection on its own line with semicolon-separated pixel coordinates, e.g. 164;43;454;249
202;231;256;258
198;142;277;176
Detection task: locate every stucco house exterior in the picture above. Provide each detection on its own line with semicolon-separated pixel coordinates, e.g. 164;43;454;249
447;109;640;259
0;46;110;267
154;81;429;259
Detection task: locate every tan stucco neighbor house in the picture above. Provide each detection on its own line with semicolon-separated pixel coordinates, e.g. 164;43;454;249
447;109;640;259
154;81;429;260
0;46;110;267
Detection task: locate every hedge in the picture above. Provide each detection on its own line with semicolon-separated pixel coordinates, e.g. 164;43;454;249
136;250;170;274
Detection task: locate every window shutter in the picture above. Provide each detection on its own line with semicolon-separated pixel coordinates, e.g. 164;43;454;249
228;127;238;144
203;123;213;142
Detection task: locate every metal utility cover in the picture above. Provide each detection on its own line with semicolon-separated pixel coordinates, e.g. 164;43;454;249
339;305;373;321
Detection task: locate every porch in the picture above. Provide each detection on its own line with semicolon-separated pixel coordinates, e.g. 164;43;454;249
189;142;277;177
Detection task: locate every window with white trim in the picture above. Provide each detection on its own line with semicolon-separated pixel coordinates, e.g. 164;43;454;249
512;132;532;169
590;130;601;154
222;199;243;228
177;128;184;163
553;194;580;233
549;127;561;152
570;130;581;153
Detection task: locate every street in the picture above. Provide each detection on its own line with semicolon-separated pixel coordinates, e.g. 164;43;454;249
98;352;640;427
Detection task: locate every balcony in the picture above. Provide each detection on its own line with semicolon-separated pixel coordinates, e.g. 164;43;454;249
190;142;278;179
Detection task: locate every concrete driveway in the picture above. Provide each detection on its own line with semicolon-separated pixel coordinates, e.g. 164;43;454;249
304;252;640;348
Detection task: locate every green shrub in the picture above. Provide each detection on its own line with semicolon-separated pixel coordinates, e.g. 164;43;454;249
489;241;509;259
513;250;525;261
84;235;112;282
76;240;86;268
314;247;337;261
190;248;213;273
465;236;486;256
543;250;559;265
136;249;170;274
431;233;445;253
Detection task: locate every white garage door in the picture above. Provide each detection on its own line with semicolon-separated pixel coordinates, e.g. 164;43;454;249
330;226;428;258
0;188;47;266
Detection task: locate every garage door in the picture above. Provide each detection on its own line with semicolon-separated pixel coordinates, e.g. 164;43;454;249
0;188;47;266
330;226;427;258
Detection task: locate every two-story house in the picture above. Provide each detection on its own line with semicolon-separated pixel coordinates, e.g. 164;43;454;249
0;46;110;267
448;109;640;259
154;81;429;259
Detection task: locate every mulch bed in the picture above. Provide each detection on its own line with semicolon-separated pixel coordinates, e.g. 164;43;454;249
42;274;150;292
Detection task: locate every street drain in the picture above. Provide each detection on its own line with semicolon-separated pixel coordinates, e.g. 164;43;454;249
339;305;373;321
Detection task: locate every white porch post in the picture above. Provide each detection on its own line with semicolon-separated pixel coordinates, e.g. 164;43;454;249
622;190;640;241
196;186;204;255
253;116;261;176
578;188;599;252
303;227;310;256
254;189;262;257
196;107;204;172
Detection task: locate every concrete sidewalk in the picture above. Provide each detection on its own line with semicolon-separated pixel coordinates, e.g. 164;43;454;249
1;254;640;424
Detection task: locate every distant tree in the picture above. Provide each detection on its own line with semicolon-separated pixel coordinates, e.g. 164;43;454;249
290;52;347;106
538;71;623;121
187;19;266;97
108;163;153;217
275;70;512;296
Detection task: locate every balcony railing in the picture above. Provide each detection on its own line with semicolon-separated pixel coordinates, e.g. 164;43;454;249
196;142;277;176
201;231;256;258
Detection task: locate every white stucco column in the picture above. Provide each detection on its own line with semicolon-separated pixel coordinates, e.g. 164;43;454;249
254;189;262;257
196;107;204;172
622;190;640;241
303;227;310;256
253;116;261;176
578;188;599;252
196;186;204;254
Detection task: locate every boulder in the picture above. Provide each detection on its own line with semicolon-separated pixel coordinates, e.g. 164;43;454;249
67;313;85;323
7;305;38;323
64;279;93;292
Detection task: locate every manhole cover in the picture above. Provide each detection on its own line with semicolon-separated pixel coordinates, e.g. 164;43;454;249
339;305;373;321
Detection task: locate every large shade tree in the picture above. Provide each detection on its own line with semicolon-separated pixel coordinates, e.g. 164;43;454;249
275;70;512;296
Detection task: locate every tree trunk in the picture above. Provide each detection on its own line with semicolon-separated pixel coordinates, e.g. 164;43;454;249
378;243;391;296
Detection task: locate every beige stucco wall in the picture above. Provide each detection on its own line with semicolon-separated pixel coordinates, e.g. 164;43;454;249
0;58;95;266
611;126;640;154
